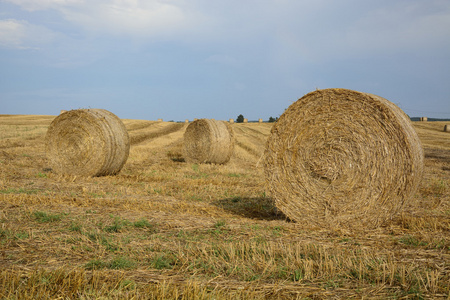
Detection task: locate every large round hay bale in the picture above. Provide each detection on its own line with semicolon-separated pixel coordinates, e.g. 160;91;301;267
183;119;234;164
45;109;130;177
444;125;449;132
264;88;424;228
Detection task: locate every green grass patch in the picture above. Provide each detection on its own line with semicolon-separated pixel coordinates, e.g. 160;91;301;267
151;253;177;270
132;219;157;233
33;211;65;223
84;259;107;270
398;235;427;247
68;222;82;232
14;231;29;239
104;216;131;233
109;256;137;270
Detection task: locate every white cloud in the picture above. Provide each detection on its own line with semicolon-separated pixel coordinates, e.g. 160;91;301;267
0;19;56;49
2;0;84;11
2;0;449;68
4;0;206;39
66;1;193;38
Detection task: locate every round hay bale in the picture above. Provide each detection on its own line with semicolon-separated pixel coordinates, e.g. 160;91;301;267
264;88;424;228
243;118;248;123
185;119;189;123
183;119;234;164
45;109;130;177
229;119;235;124
157;118;163;122
422;117;428;122
444;124;449;132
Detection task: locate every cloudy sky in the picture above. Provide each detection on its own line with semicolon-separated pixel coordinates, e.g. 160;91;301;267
1;0;449;121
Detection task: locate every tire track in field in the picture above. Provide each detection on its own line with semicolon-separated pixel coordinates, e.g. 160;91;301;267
233;125;270;156
130;123;186;146
234;140;262;158
232;126;267;159
125;121;159;132
233;124;271;141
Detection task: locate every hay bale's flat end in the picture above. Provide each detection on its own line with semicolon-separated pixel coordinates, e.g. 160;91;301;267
183;119;234;164
45;109;130;177
264;88;424;229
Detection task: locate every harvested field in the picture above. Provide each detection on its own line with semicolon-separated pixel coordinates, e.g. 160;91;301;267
0;115;449;299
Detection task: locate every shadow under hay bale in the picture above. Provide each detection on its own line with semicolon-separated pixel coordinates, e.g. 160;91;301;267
213;197;287;221
183;119;234;164
264;88;424;229
45;109;130;177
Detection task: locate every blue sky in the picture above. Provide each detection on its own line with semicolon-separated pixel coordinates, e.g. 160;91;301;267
1;0;449;121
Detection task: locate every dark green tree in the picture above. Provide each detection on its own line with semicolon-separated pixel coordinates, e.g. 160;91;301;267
268;116;278;123
236;114;244;123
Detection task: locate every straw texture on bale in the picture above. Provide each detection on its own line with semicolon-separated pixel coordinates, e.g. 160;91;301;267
183;119;234;164
45;109;130;177
264;88;424;228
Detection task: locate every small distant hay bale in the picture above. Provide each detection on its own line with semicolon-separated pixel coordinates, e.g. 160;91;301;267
185;119;189;123
157;118;163;122
264;88;424;229
258;118;263;123
45;109;130;177
229;119;234;124
444;124;449;132
183;119;234;164
421;117;428;122
243;118;248;123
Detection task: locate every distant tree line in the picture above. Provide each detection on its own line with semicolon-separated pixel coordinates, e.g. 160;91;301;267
235;114;279;123
409;117;450;122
